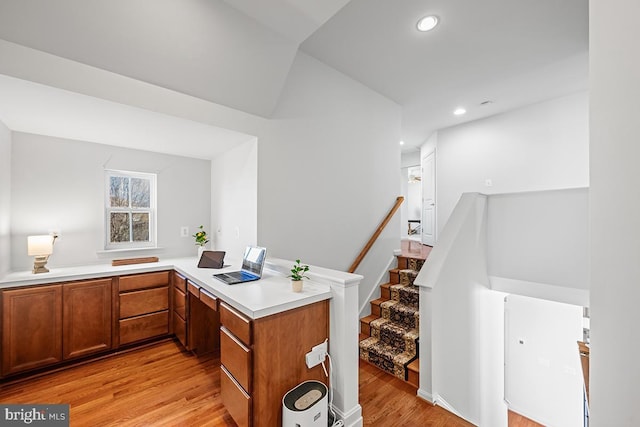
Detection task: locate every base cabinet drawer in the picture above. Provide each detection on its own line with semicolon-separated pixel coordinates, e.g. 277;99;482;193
173;313;187;348
119;271;169;292
120;287;169;319
119;311;169;345
220;302;252;346
173;287;186;320
220;327;252;393
221;365;251;427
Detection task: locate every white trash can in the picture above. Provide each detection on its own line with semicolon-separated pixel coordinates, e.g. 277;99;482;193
282;380;328;427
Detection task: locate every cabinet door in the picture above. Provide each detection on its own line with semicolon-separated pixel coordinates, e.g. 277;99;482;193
2;285;63;376
63;279;113;360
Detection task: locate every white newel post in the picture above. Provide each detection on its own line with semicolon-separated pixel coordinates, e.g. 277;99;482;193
329;275;363;427
262;259;363;426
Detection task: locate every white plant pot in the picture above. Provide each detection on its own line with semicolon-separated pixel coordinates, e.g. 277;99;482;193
291;280;303;292
197;245;206;259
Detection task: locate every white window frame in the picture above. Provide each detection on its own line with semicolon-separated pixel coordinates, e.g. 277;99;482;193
104;169;157;250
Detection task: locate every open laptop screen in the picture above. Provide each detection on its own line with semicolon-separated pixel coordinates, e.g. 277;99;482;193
242;246;266;276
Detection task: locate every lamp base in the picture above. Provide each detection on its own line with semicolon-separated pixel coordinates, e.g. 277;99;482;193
32;255;50;274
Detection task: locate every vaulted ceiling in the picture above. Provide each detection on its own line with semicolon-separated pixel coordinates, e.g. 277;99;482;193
0;0;588;154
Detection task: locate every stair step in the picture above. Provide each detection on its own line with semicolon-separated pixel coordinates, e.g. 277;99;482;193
391;284;419;309
407;359;419;387
380;283;391;300
388;269;400;284
396;256;409;269
360;314;378;336
370;298;385;316
359;248;427;386
359;337;417;380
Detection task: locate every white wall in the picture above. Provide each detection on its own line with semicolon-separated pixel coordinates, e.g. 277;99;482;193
10;132;211;270
487;188;589;305
416;193;507;426
257;52;402;309
211;138;258;259
436;91;589;235
590;0;640;425
0;43;404;314
505;295;584;427
0;121;10;277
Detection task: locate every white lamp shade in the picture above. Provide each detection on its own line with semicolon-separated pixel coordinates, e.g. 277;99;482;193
28;235;54;256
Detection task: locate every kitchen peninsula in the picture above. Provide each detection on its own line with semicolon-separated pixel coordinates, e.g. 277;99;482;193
0;257;364;427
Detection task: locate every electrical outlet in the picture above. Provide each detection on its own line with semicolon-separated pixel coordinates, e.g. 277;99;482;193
305;340;328;368
312;340;328;356
180;226;189;237
305;349;326;368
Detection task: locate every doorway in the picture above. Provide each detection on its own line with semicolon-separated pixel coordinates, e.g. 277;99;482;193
421;150;436;246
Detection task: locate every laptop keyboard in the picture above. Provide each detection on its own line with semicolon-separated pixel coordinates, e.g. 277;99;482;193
223;271;257;281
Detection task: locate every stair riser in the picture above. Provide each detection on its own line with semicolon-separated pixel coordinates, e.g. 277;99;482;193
389;271;399;284
360;321;371;336
371;305;380;316
396;286;419;310
407;368;419;387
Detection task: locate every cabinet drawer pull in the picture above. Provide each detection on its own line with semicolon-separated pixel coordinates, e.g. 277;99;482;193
199;288;218;311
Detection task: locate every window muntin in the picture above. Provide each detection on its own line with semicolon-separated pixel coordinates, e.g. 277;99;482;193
105;170;156;249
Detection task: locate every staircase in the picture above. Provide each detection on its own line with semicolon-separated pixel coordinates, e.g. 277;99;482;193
359;253;425;387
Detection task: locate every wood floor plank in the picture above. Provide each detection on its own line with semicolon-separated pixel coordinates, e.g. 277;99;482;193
359;360;473;427
1;339;476;426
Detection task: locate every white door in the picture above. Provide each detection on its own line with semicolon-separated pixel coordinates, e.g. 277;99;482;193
422;151;436;246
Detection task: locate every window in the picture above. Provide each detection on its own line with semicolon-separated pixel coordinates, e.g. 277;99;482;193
105;170;156;249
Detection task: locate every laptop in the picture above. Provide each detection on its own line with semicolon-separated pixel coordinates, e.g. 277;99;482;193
213;246;267;285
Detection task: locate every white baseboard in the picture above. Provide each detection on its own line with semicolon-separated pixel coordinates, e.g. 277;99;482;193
331;403;363;427
433;394;476;425
358;255;396;317
417;388;434;403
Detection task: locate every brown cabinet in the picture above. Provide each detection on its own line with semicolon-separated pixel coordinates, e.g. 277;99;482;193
2;284;63;376
186;280;220;355
117;272;170;346
2;278;114;376
171;271;188;349
62;278;113;360
219;299;330;427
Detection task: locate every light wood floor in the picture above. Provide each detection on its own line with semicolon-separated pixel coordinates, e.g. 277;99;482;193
400;239;432;260
0;339;473;426
508;410;545;427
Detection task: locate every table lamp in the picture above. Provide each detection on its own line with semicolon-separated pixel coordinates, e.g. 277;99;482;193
28;234;58;274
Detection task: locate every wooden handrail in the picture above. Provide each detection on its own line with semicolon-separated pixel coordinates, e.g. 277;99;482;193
578;341;590;405
348;196;405;273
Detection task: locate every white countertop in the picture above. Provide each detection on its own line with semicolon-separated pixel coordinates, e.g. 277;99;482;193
0;257;334;319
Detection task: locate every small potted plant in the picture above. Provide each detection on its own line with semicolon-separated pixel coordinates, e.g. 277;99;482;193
289;259;309;292
193;225;209;257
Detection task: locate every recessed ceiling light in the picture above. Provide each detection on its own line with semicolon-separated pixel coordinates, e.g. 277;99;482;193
417;15;439;32
399;140;405;146
453;108;467;116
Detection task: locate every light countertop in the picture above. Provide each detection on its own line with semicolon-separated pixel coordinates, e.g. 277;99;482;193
0;257;334;320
